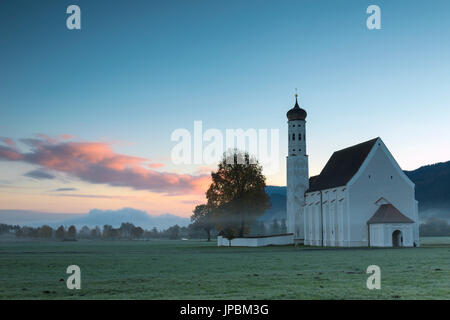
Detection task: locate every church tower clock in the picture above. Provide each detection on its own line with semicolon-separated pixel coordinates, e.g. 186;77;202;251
286;93;309;241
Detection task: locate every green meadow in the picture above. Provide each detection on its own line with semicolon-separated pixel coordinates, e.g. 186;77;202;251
0;237;449;300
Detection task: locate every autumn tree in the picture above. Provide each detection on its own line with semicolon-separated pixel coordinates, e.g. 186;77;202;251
131;226;144;239
206;150;271;238
67;225;77;240
38;225;53;238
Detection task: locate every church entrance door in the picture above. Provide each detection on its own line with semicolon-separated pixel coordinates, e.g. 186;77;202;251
392;230;402;247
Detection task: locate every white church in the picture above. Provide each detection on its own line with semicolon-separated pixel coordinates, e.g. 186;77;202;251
218;95;420;247
286;94;420;248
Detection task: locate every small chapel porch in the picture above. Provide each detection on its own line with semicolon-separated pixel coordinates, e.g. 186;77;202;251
367;204;416;247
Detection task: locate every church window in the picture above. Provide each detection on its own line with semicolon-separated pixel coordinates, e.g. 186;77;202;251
292;133;295;140
298;133;302;140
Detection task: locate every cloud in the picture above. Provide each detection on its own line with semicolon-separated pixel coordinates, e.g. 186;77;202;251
51;188;78;192
0;135;210;195
52;193;130;199
0;145;22;160
24;169;55;180
62;207;190;230
0;208;189;230
181;200;202;205
1;138;15;147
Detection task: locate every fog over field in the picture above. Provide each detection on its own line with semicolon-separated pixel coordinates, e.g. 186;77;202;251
0;208;189;231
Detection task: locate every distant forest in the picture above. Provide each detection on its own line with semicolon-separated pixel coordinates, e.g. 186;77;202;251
404;160;450;211
0;222;208;241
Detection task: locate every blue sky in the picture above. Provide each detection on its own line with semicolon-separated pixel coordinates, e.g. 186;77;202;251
1;0;449;216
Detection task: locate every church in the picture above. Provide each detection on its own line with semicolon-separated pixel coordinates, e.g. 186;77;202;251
286;95;420;247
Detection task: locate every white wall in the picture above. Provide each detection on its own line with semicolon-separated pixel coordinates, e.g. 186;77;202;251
347;139;417;247
304;187;348;247
369;223;415;247
217;234;294;247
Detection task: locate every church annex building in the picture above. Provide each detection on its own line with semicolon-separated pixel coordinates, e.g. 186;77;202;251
286;95;420;248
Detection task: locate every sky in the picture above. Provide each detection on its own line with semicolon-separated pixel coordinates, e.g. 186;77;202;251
1;0;450;218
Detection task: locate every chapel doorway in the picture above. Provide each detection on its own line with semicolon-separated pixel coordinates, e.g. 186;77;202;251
392;230;403;247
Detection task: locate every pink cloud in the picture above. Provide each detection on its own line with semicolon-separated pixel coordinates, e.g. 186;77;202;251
0;136;210;195
149;163;164;169
1;138;16;147
0;144;22;161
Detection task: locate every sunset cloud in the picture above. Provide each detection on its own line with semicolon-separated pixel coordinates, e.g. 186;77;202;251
51;188;78;192
24;169;55;180
1;138;16;147
0;136;210;195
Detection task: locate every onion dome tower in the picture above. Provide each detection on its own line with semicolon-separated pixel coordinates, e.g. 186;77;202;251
286;93;309;241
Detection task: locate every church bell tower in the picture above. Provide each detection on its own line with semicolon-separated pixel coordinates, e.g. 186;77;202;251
286;93;309;241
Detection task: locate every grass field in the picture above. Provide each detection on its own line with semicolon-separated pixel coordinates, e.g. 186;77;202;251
0;238;449;299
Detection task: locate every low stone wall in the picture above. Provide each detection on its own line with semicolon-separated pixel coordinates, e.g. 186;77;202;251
217;233;294;247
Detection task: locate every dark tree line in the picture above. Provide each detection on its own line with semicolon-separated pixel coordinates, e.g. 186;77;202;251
420;218;450;236
0;222;210;241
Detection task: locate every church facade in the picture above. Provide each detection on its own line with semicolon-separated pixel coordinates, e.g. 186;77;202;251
286;96;420;247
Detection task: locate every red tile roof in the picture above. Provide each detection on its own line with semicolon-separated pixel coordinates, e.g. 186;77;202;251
367;204;414;224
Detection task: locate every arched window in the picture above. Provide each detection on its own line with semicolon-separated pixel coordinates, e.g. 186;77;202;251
292;133;295;141
298;133;302;140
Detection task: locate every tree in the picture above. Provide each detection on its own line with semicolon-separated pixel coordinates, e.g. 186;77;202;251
420;218;450;236
220;226;237;247
166;225;180;239
67;225;77;240
191;204;214;241
280;218;287;234
38;225;53;238
103;225;113;238
91;226;101;238
55;225;65;240
206;150;271;237
119;222;134;239
131;226;144;239
79;226;91;238
257;221;266;236
271;219;280;235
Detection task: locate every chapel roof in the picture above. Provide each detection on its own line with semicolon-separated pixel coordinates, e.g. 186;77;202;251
307;137;379;192
367;204;414;224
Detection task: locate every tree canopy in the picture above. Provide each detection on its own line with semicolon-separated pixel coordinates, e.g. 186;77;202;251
191;204;214;241
206;150;271;238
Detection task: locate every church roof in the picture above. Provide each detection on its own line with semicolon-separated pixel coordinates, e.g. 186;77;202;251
307;138;379;192
367;204;414;224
